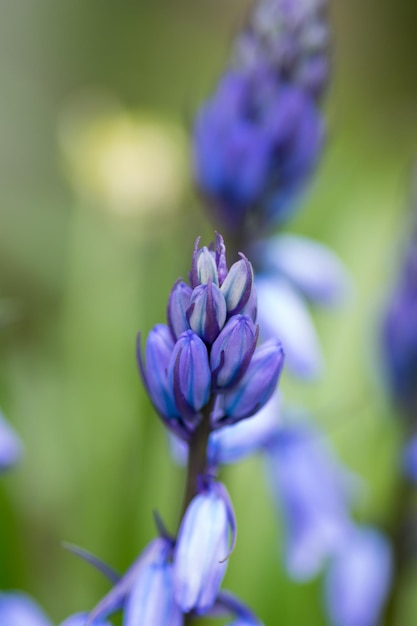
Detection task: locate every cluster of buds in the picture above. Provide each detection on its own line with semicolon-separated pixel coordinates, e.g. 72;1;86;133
234;0;330;98
193;0;327;236
81;234;281;624
138;232;284;439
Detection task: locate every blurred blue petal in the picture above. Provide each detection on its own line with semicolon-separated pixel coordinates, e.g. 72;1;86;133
403;434;417;480
266;424;351;580
325;526;392;626
0;411;22;472
0;592;52;626
256;275;323;378
209;391;281;466
256;234;351;305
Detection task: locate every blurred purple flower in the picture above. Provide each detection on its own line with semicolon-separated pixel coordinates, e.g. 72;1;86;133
0;592;52;626
402;433;417;481
194;69;323;233
265;423;352;580
0;411;22;472
325;526;392;626
253;234;351;379
383;230;417;418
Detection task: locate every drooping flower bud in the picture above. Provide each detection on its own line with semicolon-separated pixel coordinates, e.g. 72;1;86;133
139;324;178;420
168;330;211;417
167;280;192;340
187;281;227;344
210;315;258;389
220;255;253;316
174;480;236;613
221;338;284;423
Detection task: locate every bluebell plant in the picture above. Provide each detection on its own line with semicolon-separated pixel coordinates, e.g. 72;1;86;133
0;1;402;625
63;233;283;625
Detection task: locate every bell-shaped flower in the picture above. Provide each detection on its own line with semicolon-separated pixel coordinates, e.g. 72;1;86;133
174;480;236;613
324;526;392;626
0;411;22;471
210;315;258;389
220;256;253;316
0;592;53;626
220;338;284;424
137;324;178;420
187;281;227;344
265;423;352;580
167;331;211;419
167;280;192;340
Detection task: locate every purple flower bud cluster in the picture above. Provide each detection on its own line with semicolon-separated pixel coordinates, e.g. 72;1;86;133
63;234;283;625
138;233;284;438
193;0;328;235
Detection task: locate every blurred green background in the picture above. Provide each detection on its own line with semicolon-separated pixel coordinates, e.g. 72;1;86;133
1;0;417;623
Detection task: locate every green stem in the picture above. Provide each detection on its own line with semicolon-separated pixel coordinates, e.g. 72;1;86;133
179;400;215;625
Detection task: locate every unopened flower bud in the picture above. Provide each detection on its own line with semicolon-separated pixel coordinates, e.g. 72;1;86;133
221;255;253;316
222;338;284;422
167;280;192;340
195;247;219;286
187;281;227;344
211;315;258;388
142;325;178;419
168;330;211;414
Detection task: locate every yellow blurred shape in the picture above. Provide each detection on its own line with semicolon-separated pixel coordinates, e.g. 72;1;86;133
58;93;188;215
